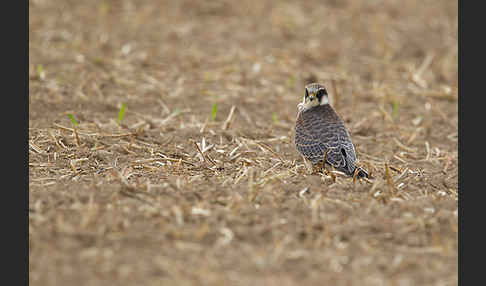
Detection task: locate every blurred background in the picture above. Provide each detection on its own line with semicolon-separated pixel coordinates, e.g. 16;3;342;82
29;0;457;127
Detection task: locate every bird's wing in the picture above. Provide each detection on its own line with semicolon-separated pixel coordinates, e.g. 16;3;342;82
332;127;358;173
294;111;329;164
314;123;350;169
307;106;357;172
295;107;359;173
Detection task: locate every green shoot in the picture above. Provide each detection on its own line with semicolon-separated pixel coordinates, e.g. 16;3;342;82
67;114;79;127
118;102;126;125
211;103;218;121
93;57;103;65
392;101;399;120
286;74;296;88
272;112;279;124
99;2;111;15
36;64;45;79
36;64;43;75
67;114;81;146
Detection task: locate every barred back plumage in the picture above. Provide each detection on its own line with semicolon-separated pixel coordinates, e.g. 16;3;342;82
294;98;370;179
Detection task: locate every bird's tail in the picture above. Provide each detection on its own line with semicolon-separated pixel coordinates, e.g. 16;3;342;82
355;167;373;180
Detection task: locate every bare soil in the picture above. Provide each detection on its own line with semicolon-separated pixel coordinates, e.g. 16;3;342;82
29;0;458;285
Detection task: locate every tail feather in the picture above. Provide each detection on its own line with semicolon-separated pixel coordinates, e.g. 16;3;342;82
355;167;373;180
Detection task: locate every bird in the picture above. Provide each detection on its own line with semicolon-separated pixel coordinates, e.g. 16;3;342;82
294;83;371;179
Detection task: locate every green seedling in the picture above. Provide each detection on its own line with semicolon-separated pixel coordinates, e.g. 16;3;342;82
67;113;81;146
392;101;399;120
211;103;218;121
272;112;279;124
99;1;110;15
36;64;45;79
93;57;103;65
118;102;126;125
67;114;79;127
286;74;296;88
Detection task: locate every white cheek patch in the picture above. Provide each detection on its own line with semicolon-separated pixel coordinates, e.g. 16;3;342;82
320;96;329;105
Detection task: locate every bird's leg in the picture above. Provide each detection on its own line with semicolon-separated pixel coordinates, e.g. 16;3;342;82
321;148;330;172
352;167;360;184
321;148;335;181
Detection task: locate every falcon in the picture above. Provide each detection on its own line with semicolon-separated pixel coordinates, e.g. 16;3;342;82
294;83;371;179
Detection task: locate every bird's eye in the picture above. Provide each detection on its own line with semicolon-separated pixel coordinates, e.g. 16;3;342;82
305;88;309;98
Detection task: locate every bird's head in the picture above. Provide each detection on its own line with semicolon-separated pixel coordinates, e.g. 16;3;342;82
298;83;329;111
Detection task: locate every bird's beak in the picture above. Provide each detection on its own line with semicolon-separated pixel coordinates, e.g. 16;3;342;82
308;93;316;101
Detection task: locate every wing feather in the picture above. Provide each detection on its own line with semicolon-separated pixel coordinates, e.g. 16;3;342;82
294;105;358;175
